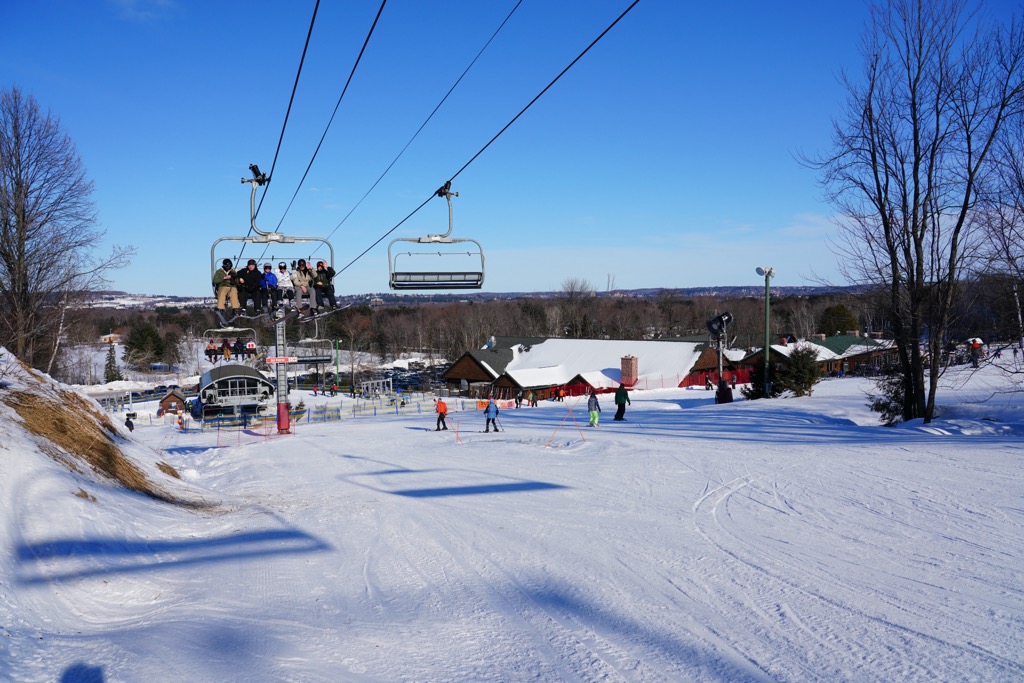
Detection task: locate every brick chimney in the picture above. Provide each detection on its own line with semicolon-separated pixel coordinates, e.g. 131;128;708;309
621;355;638;387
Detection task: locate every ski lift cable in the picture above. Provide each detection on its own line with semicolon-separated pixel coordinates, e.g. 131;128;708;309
235;0;321;268
335;0;641;276
271;0;389;234
254;0;323;221
316;0;524;250
447;0;640;186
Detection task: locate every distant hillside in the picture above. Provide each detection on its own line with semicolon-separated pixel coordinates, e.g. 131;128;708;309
84;285;859;310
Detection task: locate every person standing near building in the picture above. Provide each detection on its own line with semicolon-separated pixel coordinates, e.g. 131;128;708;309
613;383;630;421
515;388;524;409
587;390;601;427
483;397;499;432
434;397;448;431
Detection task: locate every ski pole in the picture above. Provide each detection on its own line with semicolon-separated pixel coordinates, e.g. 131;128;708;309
496;416;504;431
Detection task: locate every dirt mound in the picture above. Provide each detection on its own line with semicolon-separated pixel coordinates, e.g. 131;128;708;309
1;354;192;505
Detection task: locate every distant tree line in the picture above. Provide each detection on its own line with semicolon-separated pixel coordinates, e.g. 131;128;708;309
56;277;1017;383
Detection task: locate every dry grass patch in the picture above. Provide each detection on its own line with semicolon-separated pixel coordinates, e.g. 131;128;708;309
3;389;189;505
74;488;96;502
156;461;180;478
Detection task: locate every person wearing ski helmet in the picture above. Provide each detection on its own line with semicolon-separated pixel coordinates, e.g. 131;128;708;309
236;259;262;314
483;397;499;432
213;258;240;318
276;262;296;310
260;262;279;313
291;258;315;312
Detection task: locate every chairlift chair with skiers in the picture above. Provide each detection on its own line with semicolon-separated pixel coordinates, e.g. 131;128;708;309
388;182;484;290
211;165;336;322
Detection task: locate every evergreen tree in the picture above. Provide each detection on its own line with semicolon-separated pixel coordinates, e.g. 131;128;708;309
740;359;784;400
103;343;122;383
122;322;164;369
775;347;821;397
817;304;860;336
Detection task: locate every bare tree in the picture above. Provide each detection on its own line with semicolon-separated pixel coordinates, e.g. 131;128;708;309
559;276;595;338
977;121;1024;348
815;0;1024;422
0;87;134;368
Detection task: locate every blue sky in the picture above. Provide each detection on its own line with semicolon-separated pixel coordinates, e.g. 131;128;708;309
3;0;877;297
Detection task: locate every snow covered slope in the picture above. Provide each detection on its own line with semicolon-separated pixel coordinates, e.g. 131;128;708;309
1;351;1023;682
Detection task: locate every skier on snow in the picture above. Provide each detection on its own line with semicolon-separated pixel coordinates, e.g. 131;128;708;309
588;391;601;427
483;397;499;432
434;397;448;431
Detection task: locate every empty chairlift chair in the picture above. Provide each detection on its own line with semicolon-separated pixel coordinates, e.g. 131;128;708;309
388;183;484;290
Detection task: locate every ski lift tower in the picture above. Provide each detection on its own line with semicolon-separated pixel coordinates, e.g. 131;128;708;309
211;164;337;434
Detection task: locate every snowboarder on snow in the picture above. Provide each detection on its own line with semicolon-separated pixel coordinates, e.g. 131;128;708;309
483;397;499;432
613;383;630;421
124;416;134;433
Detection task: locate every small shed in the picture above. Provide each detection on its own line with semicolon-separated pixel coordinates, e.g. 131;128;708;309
159;389;188;414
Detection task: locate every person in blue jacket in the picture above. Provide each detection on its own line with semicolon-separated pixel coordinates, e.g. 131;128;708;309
260;263;279;313
483;397;500;432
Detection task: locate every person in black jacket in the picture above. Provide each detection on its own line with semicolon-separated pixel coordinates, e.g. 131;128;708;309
313;260;337;311
236;259;263;314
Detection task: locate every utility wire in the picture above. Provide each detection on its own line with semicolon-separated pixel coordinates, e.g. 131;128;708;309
272;0;388;233
337;0;641;276
320;0;524;246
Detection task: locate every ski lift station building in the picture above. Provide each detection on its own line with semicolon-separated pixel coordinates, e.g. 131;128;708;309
195;364;275;416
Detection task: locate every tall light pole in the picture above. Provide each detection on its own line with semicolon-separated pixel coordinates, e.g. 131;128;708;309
756;267;775;397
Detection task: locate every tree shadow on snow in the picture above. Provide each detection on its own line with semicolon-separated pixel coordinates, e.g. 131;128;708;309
15;528;331;585
334;454;570;498
60;663;105;682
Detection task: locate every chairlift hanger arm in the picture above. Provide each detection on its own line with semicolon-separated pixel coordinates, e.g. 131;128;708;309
241;164;274;237
431;182;458;240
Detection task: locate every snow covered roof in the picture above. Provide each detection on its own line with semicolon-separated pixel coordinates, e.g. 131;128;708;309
502;338;702;389
770;340;841;361
811;334;882;356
